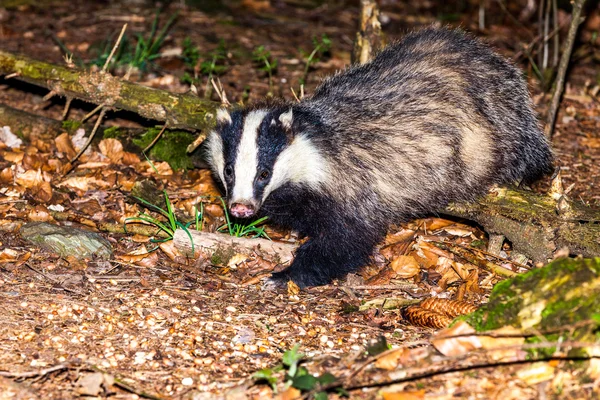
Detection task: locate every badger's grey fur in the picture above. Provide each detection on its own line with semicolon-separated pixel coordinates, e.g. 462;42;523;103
206;27;553;288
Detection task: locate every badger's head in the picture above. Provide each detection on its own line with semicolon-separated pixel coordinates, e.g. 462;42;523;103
205;106;328;218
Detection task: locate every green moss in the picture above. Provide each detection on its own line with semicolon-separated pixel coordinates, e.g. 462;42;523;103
132;128;195;170
102;126;125;139
461;258;600;360
62;120;82;132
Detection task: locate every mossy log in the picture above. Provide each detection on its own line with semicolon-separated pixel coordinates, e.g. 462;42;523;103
446;187;600;263
463;257;600;354
173;228;296;265
0;50;219;133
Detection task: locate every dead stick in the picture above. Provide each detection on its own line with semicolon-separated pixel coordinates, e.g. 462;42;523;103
545;0;587;138
102;24;127;73
0;363;71;378
67;107;107;169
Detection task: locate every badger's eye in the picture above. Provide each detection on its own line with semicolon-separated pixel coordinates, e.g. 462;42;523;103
258;169;270;181
224;165;234;178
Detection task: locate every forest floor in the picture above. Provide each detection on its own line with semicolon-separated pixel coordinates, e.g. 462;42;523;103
0;0;599;399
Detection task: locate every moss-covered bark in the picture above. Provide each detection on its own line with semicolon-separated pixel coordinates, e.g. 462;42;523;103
464;257;600;355
447;188;600;262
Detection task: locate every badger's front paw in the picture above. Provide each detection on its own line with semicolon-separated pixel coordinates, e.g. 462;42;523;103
261;271;292;291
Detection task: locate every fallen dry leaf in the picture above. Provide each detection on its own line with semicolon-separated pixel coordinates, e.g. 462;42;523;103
227;253;250;268
0;248;21;263
57;176;110;192
159;240;185;262
431;320;481;356
381;390;426;400
14;168;50;189
99;138;124;163
3;150;24;163
55;132;77;159
117;246;159;267
76;372;114;396
27;204;53;222
586;358;600;379
287;280;300;295
477;326;525;361
278;386;301;400
516;362;555;385
390;255;420;279
122;151;141;165
374;347;412;370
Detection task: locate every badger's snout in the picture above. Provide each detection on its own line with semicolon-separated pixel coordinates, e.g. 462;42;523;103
230;202;256;218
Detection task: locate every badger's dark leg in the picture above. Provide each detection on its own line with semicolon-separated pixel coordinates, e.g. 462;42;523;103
263;185;385;288
270;224;383;288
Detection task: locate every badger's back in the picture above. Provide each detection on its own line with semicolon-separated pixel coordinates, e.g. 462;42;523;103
297;28;552;219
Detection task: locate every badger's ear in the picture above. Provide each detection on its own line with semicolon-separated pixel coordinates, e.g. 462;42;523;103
216;108;232;124
278;108;293;130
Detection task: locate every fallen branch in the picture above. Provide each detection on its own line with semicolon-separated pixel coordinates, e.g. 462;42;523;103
446;187;600;263
173;228;296;264
0;50;219;133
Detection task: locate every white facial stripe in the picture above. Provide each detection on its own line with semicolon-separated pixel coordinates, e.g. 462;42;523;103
231;110;267;203
206;130;226;189
263;135;329;201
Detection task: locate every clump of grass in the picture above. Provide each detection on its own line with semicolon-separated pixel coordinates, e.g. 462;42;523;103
252;45;278;96
181;38;228;98
89;11;177;72
125;190;194;253
253;345;341;398
299;34;331;86
217;198;270;239
125;155;195;251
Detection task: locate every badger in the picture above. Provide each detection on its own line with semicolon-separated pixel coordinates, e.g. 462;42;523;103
205;27;553;288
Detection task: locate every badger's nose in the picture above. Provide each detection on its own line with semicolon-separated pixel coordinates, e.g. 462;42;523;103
230;203;256;218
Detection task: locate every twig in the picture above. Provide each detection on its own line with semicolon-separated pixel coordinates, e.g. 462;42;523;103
67;107;107;170
102;23;128;73
430;241;518;278
61;97;73;121
311;284;420;291
81;104;104;123
308;339;600;397
24;262;84;294
210;77;230;105
342;340;430;385
143;123;168;153
4;72;19;79
0;362;71;378
433;240;531;271
545;0;587;139
290;86;301;102
512;20;565;61
42;90;57;102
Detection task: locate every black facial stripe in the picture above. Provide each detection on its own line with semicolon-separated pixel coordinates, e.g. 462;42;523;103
253;109;292;201
218;110;246;190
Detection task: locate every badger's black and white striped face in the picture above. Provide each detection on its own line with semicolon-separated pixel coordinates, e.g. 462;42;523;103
206;107;328;218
